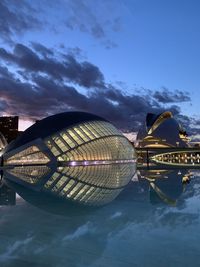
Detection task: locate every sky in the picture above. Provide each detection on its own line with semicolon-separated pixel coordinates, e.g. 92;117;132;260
0;0;200;138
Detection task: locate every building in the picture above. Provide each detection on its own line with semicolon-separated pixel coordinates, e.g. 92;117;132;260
3;112;136;206
151;149;200;167
137;111;188;148
135;111;200;167
0;116;19;143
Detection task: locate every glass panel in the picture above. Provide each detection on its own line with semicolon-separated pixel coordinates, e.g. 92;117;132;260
6;166;50;184
45;140;60;156
60;179;76;195
53;136;69;152
44;172;60;188
5;146;50;165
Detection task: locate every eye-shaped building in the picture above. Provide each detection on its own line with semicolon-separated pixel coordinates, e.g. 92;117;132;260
3;112;136;206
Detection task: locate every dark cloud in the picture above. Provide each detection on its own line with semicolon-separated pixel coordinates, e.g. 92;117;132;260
63;0;121;48
0;0;121;49
0;42;195;134
0;44;105;89
0;0;40;42
67;47;85;59
175;114;200;141
65;0;106;39
0;75;79;120
0;74;180;132
153;87;191;103
0;66;14;79
31;42;54;57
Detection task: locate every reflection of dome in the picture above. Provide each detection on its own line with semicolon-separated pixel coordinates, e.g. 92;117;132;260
3;112;136;206
137;169;185;205
137;111;187;147
0;132;7;151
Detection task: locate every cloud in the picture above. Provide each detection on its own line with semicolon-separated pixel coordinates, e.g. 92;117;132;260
0;236;33;262
0;74;181;131
0;0;40;43
153;87;191;103
64;0;106;39
63;222;94;241
0;42;194;134
63;0;122;48
110;211;122;219
0;44;105;89
177;115;200;138
65;0;106;39
0;1;123;49
31;42;54;57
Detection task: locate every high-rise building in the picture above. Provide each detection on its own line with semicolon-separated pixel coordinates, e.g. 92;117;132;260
0;116;19;143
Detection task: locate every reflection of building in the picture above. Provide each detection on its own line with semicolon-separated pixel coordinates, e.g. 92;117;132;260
0;116;19;143
0;183;16;205
137;169;192;206
3;112;136;206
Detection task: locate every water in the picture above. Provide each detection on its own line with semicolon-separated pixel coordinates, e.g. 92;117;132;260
1;169;200;267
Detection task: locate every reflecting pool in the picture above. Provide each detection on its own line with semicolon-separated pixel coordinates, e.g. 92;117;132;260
1;169;200;267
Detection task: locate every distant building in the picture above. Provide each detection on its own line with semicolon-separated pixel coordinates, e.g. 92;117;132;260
137;111;188;148
0;116;19;143
135;111;200;167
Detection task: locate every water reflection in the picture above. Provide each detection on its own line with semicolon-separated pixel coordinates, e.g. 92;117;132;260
1;169;200;267
3;160;136;207
0;168;194;212
137;169;193;206
0;183;16;206
4;179;98;216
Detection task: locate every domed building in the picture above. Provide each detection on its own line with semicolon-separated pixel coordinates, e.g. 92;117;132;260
136;111;200;167
2;112;136;206
137;111;188;148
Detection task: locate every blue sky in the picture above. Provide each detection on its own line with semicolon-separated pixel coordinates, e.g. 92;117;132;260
0;0;200;137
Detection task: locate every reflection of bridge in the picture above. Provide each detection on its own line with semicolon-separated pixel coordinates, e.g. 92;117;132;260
136;147;200;168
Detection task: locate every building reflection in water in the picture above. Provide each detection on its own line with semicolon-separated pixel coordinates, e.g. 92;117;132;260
0;168;193;213
137;169;193;206
0;111;195;210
